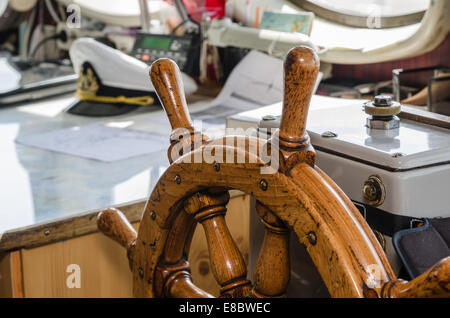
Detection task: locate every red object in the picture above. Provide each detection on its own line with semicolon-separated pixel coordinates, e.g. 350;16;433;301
141;54;151;62
164;0;225;21
205;0;225;19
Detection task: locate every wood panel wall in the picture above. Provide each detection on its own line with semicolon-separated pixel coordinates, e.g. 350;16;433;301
1;194;249;298
332;35;450;87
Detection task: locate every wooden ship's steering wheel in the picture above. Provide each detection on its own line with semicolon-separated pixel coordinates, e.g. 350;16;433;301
97;47;450;298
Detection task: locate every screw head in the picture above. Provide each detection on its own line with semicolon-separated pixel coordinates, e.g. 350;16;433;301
213;162;220;172
262;115;277;121
321;131;338;138
259;179;268;191
307;231;317;245
363;183;377;201
362;175;385;206
138;267;144;278
150;211;156;220
174;174;181;184
373;95;393;107
44;230;51;236
391;152;405;158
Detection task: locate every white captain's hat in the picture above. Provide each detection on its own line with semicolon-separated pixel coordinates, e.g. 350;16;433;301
66;38;197;116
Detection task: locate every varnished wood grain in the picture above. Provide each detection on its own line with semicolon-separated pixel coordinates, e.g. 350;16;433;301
184;191;251;297
97;208;137;249
162;209;196;265
279;46;319;149
149;58;208;163
155;260;211;298
21;225;138;297
271;46;320;172
9;251;24;298
188;194;250;297
135;143;395;297
381;257;450;298
10;193;246;298
97;208;137;269
165;271;214;298
0;200;145;253
0;253;12;297
132;47;421;298
99;46;450;299
149;58;194;136
252;202;290;298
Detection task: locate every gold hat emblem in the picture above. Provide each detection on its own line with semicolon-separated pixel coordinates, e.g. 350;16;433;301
76;65;99;99
75;64;154;106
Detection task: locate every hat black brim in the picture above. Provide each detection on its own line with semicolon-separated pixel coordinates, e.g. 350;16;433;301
65;99;140;117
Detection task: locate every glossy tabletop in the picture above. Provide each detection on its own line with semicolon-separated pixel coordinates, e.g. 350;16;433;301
0;93;214;239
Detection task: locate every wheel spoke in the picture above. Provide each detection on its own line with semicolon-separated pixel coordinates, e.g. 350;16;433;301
252;201;290;298
184;190;252;297
162;208;196;264
155;260;213;298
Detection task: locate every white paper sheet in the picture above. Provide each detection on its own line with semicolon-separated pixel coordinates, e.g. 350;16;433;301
0;58;21;94
16;123;169;162
205;50;284;111
194;50;322;122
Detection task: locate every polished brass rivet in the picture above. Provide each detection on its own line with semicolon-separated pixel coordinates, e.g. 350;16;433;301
259;179;268;191
362;175;385;206
307;231;317;245
174;174;181;184
363;184;377;201
213;162;220;172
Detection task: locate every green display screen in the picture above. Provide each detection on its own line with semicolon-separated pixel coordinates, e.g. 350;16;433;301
140;36;171;50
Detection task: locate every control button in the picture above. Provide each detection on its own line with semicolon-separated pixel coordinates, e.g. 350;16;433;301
141;54;151;62
170;40;182;51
